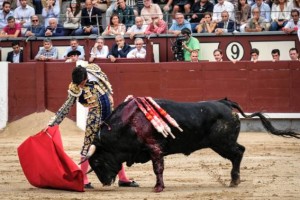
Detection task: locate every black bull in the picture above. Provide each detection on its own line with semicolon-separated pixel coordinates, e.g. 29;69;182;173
88;98;299;192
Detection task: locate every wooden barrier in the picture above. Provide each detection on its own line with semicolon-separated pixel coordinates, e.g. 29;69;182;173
8;61;300;122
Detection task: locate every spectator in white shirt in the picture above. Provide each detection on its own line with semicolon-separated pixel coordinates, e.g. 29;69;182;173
126;16;148;39
270;0;291;31
127;38;147;58
289;47;299;61
140;0;163;25
212;0;235;22
283;9;300;34
0;1;14;29
89;36;109;62
14;0;35;28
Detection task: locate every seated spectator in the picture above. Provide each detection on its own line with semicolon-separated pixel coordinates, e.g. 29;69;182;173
196;12;217;33
140;0;163;25
74;0;102;36
105;0;117;26
271;49;280;61
8;0;34;10
89;36;109;62
65;50;81;62
288;0;300;11
127;38;146;58
92;0;109;13
181;28;201;61
42;0;60;27
0;1;14;29
102;13;126;36
126;16;148;39
270;0;290;31
171;0;194;19
235;0;251;32
213;49;223;62
6;41;23;63
63;0;82;36
283;9;300;34
289;48;299;61
168;12;192;36
45;18;65;36
126;0;143;16
113;0;135;29
25;15;45;37
108;35;132;62
250;48;259;62
251;0;271;30
144;14;167;34
0;16;21;38
245;8;266;32
212;0;235;23
190;0;214;32
14;0;35;30
190;50;199;62
34;38;58;60
160;0;173;15
63;38;85;60
215;10;235;35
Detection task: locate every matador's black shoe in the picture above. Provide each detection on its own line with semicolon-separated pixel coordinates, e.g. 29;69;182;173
84;182;94;189
118;180;139;187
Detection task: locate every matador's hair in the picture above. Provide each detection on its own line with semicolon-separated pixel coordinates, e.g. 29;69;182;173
72;66;87;85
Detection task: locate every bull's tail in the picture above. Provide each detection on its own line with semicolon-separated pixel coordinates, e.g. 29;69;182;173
221;98;300;139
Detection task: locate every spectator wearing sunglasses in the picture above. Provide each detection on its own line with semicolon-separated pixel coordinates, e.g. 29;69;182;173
25;15;45;37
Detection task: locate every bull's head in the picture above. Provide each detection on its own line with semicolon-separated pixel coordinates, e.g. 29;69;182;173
88;138;122;186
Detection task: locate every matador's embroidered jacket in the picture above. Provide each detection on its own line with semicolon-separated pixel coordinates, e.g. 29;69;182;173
48;63;113;156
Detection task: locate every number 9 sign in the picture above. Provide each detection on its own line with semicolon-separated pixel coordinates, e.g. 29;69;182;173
226;42;244;61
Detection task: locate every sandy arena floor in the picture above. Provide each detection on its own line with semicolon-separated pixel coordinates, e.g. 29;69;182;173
0;111;299;200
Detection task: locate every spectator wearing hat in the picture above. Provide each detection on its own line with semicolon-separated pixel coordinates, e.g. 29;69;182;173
181;28;200;61
63;38;85;60
34;38;58;60
66;50;81;62
0;16;22;38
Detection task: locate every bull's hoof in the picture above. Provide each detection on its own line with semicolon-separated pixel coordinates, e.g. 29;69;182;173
229;178;241;187
154;186;164;193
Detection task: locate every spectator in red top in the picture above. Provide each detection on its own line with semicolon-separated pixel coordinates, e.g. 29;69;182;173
144;14;167;35
0;16;21;38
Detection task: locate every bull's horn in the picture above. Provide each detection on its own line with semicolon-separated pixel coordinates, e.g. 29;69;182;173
86;168;94;174
86;144;96;158
78;145;96;165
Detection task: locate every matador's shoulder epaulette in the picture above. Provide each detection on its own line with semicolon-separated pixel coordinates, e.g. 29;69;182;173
86;63;101;73
68;82;82;97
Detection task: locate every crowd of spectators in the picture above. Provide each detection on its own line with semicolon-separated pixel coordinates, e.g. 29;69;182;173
1;0;299;63
0;0;300;38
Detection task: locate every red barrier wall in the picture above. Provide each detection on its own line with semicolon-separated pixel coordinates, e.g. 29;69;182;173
8;61;300;122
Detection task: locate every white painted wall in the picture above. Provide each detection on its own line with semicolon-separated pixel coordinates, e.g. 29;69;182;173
0;62;8;129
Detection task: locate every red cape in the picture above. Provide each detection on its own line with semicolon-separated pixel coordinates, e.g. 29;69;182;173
18;125;84;192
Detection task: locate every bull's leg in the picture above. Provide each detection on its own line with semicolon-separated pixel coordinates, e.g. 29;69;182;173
151;157;165;192
211;143;245;187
